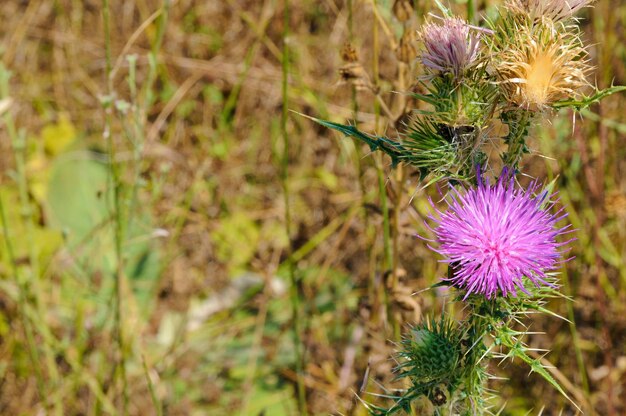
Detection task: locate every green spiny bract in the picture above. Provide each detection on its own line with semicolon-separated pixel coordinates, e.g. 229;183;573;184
397;317;461;385
368;316;492;415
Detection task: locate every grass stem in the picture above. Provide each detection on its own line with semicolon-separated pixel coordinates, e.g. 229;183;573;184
281;0;307;413
103;0;129;412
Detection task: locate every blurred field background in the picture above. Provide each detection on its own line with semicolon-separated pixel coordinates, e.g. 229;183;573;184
0;0;625;415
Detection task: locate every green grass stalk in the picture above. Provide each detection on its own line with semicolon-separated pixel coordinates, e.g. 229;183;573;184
371;0;394;333
467;0;476;24
346;0;379;317
102;0;129;412
281;0;307;413
142;354;163;416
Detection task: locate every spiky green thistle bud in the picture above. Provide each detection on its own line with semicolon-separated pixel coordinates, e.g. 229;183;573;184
397;318;461;384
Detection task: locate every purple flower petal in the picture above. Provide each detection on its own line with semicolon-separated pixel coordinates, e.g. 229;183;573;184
420;17;481;77
428;171;572;299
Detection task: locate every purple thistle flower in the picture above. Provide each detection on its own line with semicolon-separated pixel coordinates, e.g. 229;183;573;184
419;17;481;77
426;171;572;299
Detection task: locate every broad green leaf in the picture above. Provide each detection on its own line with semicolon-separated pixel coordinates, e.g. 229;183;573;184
46;152;161;310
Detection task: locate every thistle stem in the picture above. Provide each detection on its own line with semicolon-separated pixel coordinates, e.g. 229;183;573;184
502;109;533;169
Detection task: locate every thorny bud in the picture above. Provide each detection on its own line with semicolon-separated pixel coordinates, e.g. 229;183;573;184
399;319;460;382
494;24;590;109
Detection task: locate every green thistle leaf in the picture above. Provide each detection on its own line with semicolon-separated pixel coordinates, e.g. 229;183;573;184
292;111;405;167
551;85;626;110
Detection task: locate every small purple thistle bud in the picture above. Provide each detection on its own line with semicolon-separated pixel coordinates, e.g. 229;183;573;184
419;17;481;78
426;170;573;299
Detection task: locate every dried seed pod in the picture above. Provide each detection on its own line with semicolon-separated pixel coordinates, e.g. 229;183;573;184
396;30;417;63
340;42;359;63
338;43;372;90
338;62;373;91
393;0;414;23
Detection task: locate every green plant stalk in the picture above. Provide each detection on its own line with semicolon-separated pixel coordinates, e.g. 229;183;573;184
371;0;395;334
561;266;592;413
119;0;171;225
142;355;163;416
141;0;170;113
125;0;170;260
346;0;379;342
103;0;129;413
346;0;368;222
467;0;476;24
281;0;307;413
122;55;144;222
0;73;62;414
120;4;169;408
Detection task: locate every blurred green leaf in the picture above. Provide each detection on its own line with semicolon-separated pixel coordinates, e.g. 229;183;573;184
46;152;161;308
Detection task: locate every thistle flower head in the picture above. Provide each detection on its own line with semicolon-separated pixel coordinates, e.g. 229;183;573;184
419;17;481;77
495;25;590;109
427;170;572;299
506;0;593;22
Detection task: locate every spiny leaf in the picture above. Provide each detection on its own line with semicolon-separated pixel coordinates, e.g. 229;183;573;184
495;327;580;412
551;85;626;110
432;0;453;17
292;111;405;166
410;92;442;107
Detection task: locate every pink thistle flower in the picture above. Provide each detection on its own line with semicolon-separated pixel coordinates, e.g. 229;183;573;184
419;17;481;77
426;171;572;299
